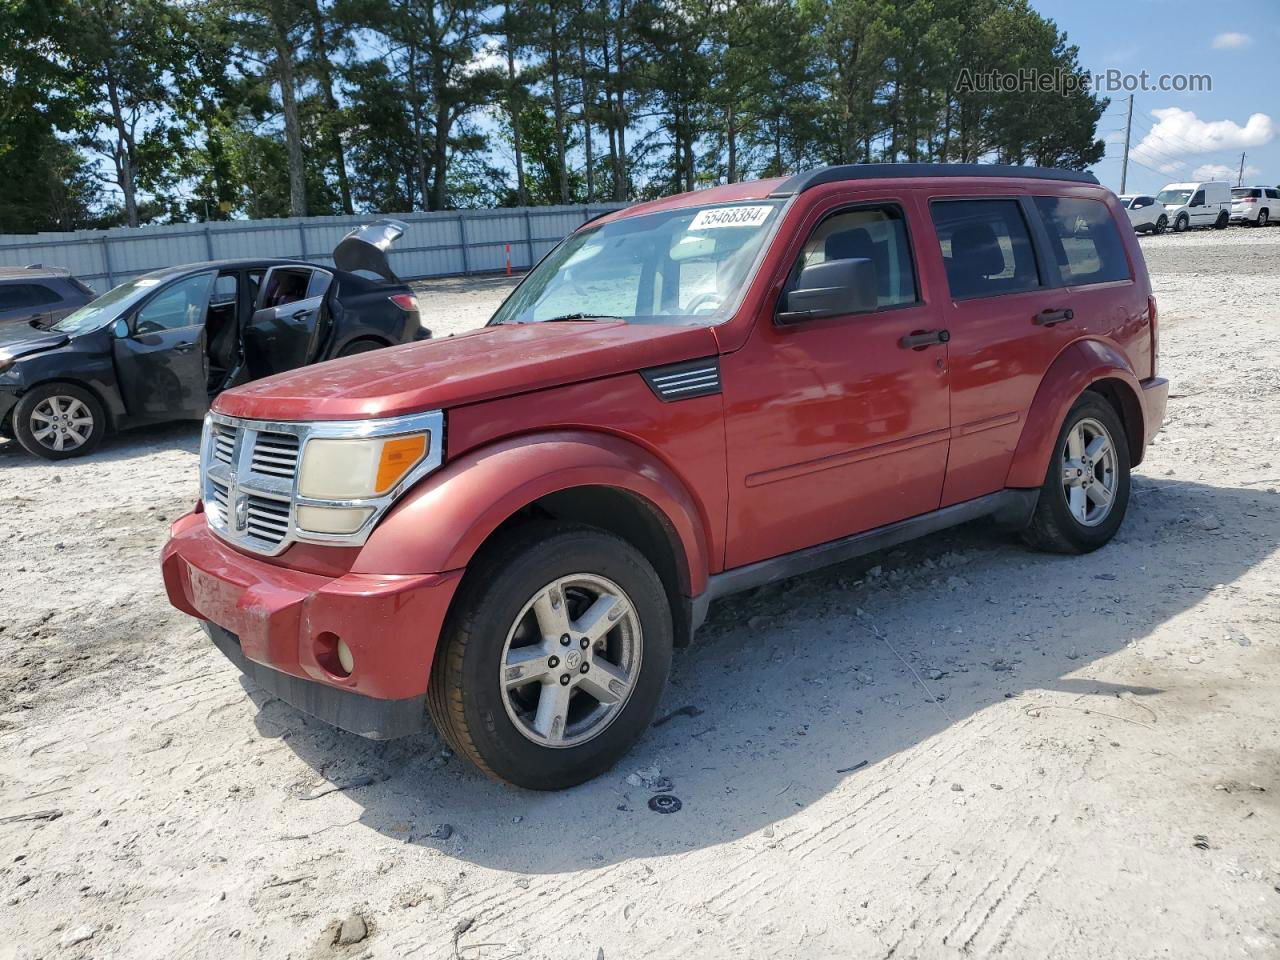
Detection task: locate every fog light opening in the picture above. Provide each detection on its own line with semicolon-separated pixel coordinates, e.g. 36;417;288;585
315;631;353;678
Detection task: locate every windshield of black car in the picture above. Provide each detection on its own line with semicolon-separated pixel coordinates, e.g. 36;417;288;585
488;200;784;326
49;275;165;335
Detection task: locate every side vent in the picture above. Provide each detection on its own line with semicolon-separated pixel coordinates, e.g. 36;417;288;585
641;357;722;402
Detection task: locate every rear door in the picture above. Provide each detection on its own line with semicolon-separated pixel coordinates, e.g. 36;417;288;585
112;271;216;421
244;266;333;378
924;193;1073;506
720;191;951;568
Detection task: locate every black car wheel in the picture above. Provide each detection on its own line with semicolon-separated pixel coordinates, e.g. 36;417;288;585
13;382;107;460
337;339;384;358
428;521;673;790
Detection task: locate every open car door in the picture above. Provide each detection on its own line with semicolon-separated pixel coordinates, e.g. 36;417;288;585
332;219;407;282
112;271;216;423
244;266;334;378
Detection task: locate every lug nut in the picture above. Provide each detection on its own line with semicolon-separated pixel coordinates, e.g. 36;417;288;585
548;656;560;668
559;634;571;646
580;663;589;674
579;637;589;649
559;674;571;686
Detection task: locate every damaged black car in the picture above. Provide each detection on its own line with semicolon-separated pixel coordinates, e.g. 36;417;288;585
0;220;427;460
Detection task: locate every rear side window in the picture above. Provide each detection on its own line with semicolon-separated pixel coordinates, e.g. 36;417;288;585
931;200;1041;300
0;282;63;310
796;204;918;309
1034;196;1131;286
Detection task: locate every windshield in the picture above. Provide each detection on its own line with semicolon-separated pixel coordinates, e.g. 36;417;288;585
49;275;165;335
488;200;784;326
1156;189;1192;206
1117;197;1133;208
1232;188;1261;199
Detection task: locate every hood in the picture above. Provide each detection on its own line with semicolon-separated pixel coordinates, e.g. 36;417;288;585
214;321;720;421
332;218;407;282
0;323;69;359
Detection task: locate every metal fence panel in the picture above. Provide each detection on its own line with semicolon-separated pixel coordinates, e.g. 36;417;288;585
0;203;628;292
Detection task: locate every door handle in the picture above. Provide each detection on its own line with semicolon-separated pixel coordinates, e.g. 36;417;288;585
1034;308;1074;326
899;329;950;349
174;342;195;353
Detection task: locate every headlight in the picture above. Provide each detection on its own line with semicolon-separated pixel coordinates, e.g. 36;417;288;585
298;433;430;499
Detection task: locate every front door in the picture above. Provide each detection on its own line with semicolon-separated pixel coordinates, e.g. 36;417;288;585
112;271;216;422
720;196;951;569
244;266;333;378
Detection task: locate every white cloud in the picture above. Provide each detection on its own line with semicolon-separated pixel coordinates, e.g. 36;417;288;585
1130;108;1275;174
1212;32;1252;50
1192;162;1260;182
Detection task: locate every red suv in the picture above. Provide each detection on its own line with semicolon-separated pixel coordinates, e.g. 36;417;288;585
162;164;1168;789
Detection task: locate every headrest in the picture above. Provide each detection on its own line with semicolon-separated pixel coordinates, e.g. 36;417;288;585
825;227;875;263
950;222;1004;278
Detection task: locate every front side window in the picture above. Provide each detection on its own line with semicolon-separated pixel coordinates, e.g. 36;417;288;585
1034;196;1131;286
134;273;216;334
489;200;784;326
931;199;1041;300
793;205;918;310
1191;190;1205;205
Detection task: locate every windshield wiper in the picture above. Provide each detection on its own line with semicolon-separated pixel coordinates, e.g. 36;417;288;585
537;313;625;323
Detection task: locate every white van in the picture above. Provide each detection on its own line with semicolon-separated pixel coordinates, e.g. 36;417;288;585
1155;181;1231;232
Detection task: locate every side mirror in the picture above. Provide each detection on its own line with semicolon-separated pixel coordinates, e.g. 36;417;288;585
776;258;877;326
112;318;130;339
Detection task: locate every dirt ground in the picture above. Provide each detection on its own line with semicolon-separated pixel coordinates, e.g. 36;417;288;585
2;225;1279;960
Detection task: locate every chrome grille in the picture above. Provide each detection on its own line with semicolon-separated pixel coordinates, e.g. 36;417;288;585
250;432;300;479
244;495;290;545
200;410;444;557
211;423;237;464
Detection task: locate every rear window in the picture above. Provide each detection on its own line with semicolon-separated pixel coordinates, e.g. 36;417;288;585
1232;188;1262;199
0;282;64;310
1034;196;1130;286
931;199;1041;300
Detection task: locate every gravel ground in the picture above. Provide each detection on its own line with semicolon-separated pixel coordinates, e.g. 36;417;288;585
1;226;1279;959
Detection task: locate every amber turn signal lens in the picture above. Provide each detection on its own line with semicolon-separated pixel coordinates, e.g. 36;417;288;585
375;434;428;493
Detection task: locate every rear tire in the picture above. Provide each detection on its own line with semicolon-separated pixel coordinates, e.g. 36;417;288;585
13;383;107;460
428;521;673;790
1214;211;1229;230
337;339;384;358
1022;393;1130;555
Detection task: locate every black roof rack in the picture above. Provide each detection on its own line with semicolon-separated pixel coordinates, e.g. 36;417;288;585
770;162;1098;197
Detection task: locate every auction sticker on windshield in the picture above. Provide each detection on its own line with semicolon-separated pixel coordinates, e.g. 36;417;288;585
689;206;773;230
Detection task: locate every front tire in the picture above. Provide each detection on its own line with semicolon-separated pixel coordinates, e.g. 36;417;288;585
1173;214;1189;233
428;522;673;789
1258;210;1269;228
13;383;106;460
1023;393;1130;554
1153;215;1167;235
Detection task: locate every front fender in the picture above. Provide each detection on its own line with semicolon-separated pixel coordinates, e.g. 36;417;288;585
350;430;712;595
1005;339;1145;489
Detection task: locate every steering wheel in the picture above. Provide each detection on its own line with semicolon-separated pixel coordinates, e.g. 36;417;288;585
685;292;725;316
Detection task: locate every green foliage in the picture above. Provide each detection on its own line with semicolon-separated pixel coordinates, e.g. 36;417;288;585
0;0;1108;231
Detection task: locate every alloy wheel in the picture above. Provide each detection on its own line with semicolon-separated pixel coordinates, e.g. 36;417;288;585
30;395;94;453
1060;417;1118;527
499;573;642;748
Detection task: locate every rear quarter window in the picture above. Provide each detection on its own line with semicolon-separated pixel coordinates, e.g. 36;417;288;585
1033;196;1131;286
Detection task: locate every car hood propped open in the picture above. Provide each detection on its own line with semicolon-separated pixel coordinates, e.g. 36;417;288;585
332;219;408;283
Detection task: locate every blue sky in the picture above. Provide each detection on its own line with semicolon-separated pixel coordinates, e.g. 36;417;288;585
1034;0;1278;193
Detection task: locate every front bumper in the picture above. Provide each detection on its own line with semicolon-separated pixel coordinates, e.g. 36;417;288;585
161;511;463;738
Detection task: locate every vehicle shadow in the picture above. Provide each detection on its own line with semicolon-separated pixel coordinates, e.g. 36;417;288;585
251;474;1278;873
